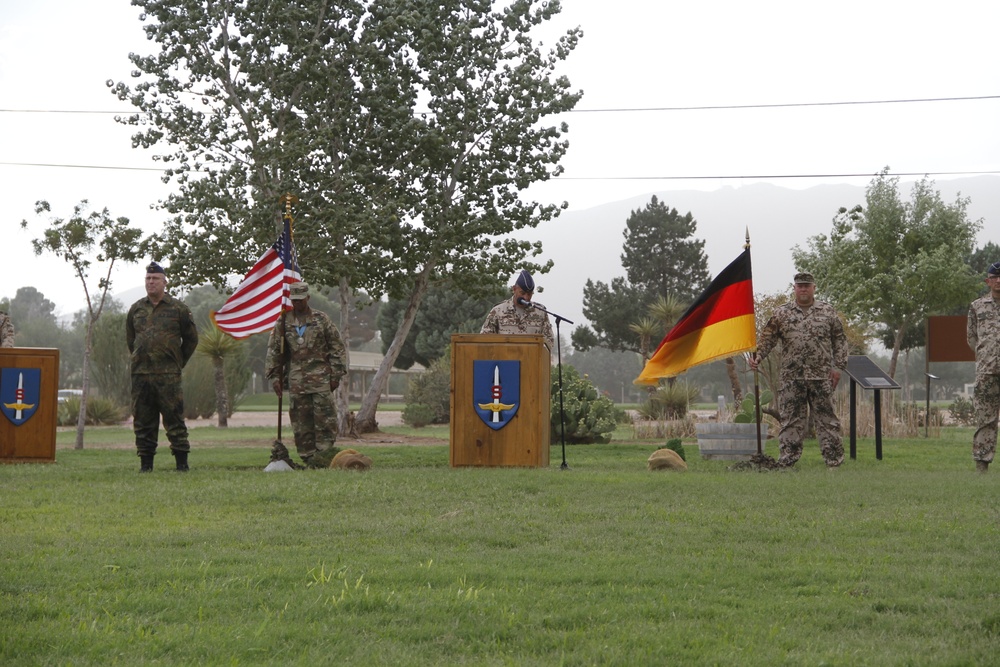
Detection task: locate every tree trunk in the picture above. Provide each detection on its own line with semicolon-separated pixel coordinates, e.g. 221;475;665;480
354;263;435;433
336;277;356;438
212;356;229;427
888;322;907;379
74;325;94;450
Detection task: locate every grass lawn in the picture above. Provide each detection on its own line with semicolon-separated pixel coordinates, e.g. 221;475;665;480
2;426;998;666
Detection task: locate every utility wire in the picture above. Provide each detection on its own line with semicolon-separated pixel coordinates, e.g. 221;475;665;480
2;94;999;116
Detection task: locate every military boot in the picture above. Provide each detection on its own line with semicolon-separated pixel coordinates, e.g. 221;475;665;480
976;460;989;473
174;451;190;472
140;455;154;473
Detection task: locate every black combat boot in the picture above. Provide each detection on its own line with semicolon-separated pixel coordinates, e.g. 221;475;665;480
140;455;154;473
174;451;189;472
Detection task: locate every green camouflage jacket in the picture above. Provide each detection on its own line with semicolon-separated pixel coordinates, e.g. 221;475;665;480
126;294;199;374
265;309;347;394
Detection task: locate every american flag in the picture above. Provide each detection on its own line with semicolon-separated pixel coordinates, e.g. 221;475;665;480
211;215;302;338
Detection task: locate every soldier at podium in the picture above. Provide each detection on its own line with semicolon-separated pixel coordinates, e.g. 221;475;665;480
0;310;13;347
480;269;554;349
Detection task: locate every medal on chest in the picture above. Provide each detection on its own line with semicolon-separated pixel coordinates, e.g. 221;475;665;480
295;323;307;345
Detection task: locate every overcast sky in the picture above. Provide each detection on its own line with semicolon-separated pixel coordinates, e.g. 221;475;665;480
2;0;998;320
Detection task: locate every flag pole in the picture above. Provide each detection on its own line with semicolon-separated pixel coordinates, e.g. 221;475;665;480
274;194;298;454
745;227;763;456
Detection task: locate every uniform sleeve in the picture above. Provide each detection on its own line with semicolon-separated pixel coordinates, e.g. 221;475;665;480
830;311;848;370
179;304;199;366
0;313;14;347
541;313;555;349
967;303;978;354
756;313;780;361
323;317;347;381
481;307;498;334
125;307;136;353
264;321;283;380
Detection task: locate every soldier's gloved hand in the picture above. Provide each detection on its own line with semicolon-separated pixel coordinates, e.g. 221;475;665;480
272;379;283;397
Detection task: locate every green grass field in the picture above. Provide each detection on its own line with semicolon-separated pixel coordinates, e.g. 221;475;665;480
2;426;998;666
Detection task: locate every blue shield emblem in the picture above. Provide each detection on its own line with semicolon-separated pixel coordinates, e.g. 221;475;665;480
1;367;42;426
473;360;520;430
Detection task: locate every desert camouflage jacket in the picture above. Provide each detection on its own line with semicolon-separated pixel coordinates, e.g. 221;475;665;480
265;309;347;394
968;294;1000;374
126;294;198;375
0;311;13;347
757;299;847;381
480;298;554;349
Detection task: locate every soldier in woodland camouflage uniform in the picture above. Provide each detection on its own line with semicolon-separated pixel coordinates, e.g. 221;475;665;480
750;272;847;468
480;269;555;349
126;262;199;472
0;311;14;347
967;261;1000;473
265;282;347;468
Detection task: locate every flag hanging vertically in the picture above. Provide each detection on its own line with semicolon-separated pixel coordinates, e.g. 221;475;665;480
211;213;301;338
634;248;756;385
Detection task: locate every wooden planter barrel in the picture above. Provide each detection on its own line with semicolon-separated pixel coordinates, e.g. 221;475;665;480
695;422;768;460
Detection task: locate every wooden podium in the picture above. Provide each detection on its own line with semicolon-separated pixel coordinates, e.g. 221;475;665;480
450;334;550;467
1;348;60;463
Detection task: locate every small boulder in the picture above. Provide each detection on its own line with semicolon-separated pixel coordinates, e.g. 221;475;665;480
330;449;372;471
264;459;295;472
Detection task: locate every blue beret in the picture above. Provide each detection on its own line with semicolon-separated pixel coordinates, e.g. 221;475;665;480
515;270;534;292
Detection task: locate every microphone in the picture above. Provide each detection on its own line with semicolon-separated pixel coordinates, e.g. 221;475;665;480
517;297;534;309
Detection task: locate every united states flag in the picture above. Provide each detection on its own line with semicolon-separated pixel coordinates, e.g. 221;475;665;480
211;215;302;338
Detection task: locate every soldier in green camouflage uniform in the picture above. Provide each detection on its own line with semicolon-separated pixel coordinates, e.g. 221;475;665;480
480;270;555;349
967;262;1000;473
265;282;347;468
126;262;199;472
0;311;13;347
750;272;848;468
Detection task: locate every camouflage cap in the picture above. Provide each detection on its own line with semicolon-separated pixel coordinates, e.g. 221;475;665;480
793;272;815;284
289;282;310;300
146;261;166;275
988;262;1000;276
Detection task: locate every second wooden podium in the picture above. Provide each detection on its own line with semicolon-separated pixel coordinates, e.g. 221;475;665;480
449;334;550;467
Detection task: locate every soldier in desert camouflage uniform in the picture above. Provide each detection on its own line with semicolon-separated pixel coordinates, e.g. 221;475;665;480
265;282;347;468
0;310;14;347
126;262;199;472
750;272;847;468
967;261;1000;473
480;269;555;349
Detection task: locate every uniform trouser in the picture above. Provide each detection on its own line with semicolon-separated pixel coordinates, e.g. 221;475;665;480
289;390;338;460
777;378;844;467
972;372;999;463
132;373;189;457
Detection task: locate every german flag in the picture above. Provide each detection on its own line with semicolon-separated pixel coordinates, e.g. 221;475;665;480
634;248;755;384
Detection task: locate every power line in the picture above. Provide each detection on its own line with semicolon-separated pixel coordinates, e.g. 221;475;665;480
2;94;999;116
2;161;999;181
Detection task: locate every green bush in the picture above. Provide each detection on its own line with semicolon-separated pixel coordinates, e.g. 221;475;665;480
733;390;774;423
401;403;435;428
182;349;251;420
948;396;974;426
658;437;686;461
551;365;620;444
637;383;699;420
403;353;451;424
57;396;124;426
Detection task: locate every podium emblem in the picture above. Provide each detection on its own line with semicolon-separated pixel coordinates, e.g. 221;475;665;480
1;368;41;426
473;360;520;430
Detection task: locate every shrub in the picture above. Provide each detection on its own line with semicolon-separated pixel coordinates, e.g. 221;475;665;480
733;390;774;423
948;396;974;426
182;348;251;420
659;437;686;461
57;396;125;426
551;365;620;444
403;354;451;424
637;383;699;421
401;403;435;428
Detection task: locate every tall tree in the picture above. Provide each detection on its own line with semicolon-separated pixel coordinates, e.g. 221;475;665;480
792;169;981;378
115;0;581;433
574;196;708;353
21;201;143;449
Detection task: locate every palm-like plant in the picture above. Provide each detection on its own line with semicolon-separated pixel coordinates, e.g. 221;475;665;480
196;326;243;427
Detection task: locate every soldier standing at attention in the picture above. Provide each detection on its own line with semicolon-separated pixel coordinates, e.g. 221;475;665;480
0;310;14;347
480;269;555;349
749;271;848;468
126;262;199;472
967;261;1000;473
265;282;347;469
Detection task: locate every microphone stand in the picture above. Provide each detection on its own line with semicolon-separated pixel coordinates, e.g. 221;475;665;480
525;301;573;470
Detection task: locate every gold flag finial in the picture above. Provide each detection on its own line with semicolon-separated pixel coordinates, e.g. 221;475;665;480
279;193;299;217
744;227;751;250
